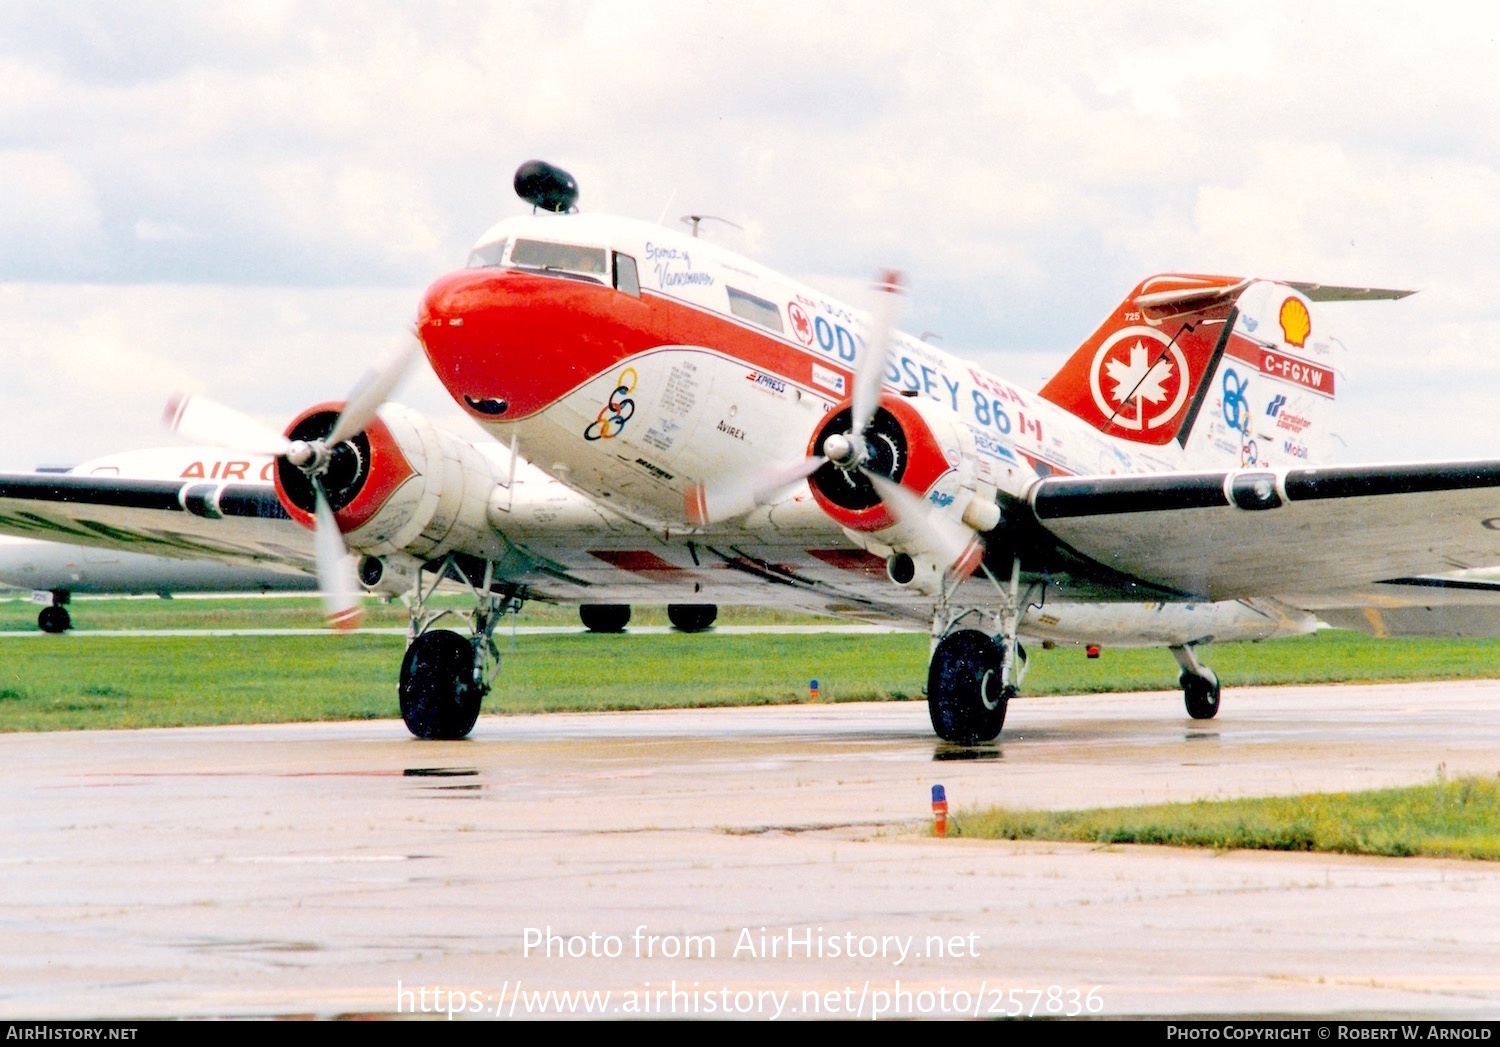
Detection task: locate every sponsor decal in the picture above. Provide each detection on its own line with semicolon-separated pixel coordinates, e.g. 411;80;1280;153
972;431;1017;463
1241;313;1259;333
716;419;746;441
746;371;787;396
788;302;814;345
1266;393;1287;417
811;362;847;395
1278;296;1311;348
1282;439;1309;460
583;367;638;441
1276;411;1312;434
928;490;955;509
1088;326;1190;431
633;457;674;481
1221;369;1251;435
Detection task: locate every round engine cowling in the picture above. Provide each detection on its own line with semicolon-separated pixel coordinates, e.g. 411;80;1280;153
274;402;502;561
807;393;977;528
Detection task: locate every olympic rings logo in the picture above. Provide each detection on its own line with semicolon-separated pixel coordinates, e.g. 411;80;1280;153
1221;368;1251;435
584;367;638;441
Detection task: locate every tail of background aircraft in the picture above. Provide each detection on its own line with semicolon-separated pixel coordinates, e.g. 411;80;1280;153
1038;274;1412;470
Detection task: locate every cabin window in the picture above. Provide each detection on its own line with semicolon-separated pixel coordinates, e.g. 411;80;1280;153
466;239;507;268
613;252;640;297
726;287;784;334
510;239;608;280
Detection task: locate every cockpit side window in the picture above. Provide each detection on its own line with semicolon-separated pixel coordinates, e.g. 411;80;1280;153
467;239;508;268
613;253;640;297
510;239;608;281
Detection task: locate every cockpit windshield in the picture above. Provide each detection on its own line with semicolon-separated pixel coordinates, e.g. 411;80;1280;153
466;239;507;268
509;239;608;280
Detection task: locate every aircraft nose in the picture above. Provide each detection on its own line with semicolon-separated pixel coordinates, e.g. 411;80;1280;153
418;266;651;424
417;269;519;419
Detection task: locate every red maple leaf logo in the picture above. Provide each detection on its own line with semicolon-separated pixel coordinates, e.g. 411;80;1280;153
789;303;813;344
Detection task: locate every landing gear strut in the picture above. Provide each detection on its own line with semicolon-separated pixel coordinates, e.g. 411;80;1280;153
1172;643;1221;720
398;556;519;740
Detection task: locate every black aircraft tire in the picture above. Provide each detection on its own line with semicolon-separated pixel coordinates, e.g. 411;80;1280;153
579;604;631;633
38;606;71;634
399;630;483;740
927;629;1009;744
1182;672;1221;720
667;604;718;633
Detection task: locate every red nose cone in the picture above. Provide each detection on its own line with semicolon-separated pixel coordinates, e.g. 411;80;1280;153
417;268;656;422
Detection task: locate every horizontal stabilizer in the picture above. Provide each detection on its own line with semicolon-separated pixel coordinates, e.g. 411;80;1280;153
1284;283;1416;302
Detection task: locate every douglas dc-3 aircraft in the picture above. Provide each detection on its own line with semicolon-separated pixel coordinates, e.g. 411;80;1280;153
7;159;1500;743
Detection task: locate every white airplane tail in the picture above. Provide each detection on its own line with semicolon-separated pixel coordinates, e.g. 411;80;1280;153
1038;275;1412;470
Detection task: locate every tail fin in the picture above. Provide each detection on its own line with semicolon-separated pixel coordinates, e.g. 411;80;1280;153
1038;274;1247;448
1040;274;1413;468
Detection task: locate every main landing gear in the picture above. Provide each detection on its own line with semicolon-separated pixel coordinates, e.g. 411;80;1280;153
580;604;631;633
926;557;1032;744
1172;643;1221;720
398;556;520;740
667;603;717;633
38;604;71;634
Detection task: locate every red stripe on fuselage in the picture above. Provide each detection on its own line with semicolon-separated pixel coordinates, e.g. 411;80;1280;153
418;269;851;422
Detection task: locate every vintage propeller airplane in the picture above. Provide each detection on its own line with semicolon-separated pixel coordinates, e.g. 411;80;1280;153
7;159;1500;743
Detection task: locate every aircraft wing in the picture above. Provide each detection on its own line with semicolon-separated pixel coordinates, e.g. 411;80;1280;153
1028;461;1500;600
0;473;314;568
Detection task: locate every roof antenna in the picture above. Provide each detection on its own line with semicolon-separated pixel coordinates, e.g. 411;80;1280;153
680;214;743;239
656;188;678;226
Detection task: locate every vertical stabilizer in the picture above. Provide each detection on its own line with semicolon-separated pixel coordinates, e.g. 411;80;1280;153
1038;274;1247;448
1178;281;1345;469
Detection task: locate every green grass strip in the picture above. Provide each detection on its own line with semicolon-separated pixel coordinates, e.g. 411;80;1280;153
953;777;1500;859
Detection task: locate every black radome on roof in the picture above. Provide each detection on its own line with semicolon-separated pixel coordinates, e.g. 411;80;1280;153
514;160;578;213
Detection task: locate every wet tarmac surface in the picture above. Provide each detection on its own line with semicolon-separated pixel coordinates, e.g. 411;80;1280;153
4;681;1500;1018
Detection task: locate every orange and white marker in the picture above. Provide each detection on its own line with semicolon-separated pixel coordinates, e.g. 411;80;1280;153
931;784;948;838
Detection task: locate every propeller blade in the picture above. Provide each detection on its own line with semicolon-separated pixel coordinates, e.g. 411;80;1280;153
849;270;902;437
163;393;291;457
313;481;363;631
864;471;984;580
685;456;825;526
327;334;420;446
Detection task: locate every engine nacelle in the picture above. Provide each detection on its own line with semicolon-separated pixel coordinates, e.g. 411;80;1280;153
274;402;504;562
807;393;1000;574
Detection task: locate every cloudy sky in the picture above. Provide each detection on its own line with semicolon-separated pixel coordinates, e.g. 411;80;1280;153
3;1;1498;470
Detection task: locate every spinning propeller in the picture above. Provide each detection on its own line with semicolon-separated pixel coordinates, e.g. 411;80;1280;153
164;336;420;629
685;272;986;581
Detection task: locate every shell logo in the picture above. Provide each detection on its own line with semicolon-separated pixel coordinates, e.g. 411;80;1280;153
1279;296;1311;348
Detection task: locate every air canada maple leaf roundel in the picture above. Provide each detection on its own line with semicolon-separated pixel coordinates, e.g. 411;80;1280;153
1087;326;1191;431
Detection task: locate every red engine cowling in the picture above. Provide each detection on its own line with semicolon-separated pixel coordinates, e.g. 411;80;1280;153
806;392;1003;584
805;393;969;530
274;402;502;561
